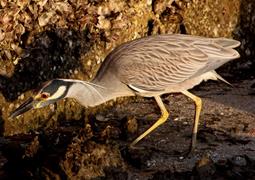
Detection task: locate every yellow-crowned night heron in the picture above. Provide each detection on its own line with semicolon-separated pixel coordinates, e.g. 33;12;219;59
10;34;240;152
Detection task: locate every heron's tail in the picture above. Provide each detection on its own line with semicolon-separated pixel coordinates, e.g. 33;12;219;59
214;72;232;86
211;70;233;87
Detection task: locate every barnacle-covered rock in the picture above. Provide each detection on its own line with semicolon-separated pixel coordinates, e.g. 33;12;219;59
97;16;111;30
54;2;73;14
16;0;30;9
183;0;240;37
0;28;5;41
38;11;55;27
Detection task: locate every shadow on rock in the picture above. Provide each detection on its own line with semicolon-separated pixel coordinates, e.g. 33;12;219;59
0;28;91;102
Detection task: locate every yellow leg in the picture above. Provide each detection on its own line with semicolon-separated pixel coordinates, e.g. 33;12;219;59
130;96;169;147
181;90;202;152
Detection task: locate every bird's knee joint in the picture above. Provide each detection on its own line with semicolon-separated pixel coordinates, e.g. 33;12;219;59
162;110;169;118
158;111;169;125
194;97;202;106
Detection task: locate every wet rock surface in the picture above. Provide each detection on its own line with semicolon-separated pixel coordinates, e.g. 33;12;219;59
0;0;255;179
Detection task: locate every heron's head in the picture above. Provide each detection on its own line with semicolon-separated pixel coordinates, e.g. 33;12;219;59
10;79;73;118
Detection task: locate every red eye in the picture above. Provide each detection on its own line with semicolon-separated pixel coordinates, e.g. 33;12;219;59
41;93;49;99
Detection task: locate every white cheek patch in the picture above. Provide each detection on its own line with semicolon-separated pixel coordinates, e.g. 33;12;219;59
47;86;67;100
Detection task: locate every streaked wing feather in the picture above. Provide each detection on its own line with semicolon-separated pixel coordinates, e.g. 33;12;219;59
117;43;208;91
95;34;240;93
192;41;240;76
213;38;240;48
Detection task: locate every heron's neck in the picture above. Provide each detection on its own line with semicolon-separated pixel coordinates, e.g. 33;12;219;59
65;80;111;107
64;78;134;107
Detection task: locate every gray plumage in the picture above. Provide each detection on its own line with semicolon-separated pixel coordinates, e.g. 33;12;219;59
10;34;240;152
89;34;240;103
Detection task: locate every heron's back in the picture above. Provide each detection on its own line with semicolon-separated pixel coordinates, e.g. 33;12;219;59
93;34;240;94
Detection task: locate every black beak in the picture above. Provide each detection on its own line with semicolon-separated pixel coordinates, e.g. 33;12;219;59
9;97;35;118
